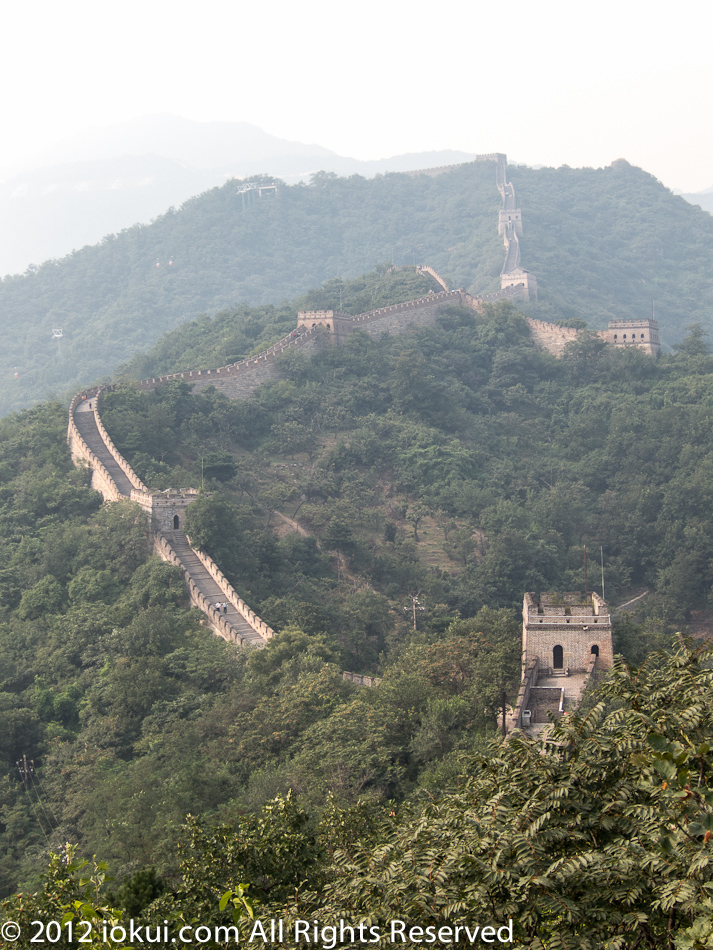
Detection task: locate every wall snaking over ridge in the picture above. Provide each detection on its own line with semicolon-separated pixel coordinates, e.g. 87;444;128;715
68;390;274;646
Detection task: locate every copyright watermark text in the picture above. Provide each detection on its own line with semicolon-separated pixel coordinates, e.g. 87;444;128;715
1;917;514;945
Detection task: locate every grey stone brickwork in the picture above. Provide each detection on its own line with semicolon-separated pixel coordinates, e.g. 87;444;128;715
509;592;612;732
523;591;613;675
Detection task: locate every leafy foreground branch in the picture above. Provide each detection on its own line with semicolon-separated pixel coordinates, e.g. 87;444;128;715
4;639;713;949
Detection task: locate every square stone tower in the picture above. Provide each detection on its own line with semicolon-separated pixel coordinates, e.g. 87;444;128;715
598;319;660;356
131;487;200;532
522;591;613;676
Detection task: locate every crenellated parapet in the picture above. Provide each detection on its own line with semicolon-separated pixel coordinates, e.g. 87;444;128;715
525;318;579;356
135;324;325;391
526;316;661;357
93;391;149;494
415;265;449;291
67;391;126;503
185;539;276;642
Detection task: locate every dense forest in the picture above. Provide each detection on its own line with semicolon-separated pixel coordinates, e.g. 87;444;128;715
3;638;712;950
3;267;713;911
105;288;713;625
2;157;713;417
4;254;713;948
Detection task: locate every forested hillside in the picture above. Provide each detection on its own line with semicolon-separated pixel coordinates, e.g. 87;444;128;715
0;164;501;418
4;309;713;941
103;296;713;627
3;157;713;417
509;159;713;341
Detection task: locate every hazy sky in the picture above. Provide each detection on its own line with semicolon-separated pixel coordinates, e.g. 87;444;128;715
3;0;711;192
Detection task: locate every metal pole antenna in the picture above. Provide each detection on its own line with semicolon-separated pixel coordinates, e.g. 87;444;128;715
601;546;605;601
584;545;588;599
17;754;34;789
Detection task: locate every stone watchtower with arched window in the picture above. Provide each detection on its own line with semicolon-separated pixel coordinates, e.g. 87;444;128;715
522;591;613;677
510;592;614;730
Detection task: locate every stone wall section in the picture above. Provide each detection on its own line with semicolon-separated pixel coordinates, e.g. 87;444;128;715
347;290;467;337
152;533;268;646
509;658;538;733
135;324;326;393
403;164;464;178
416;265;450;291
69;390;275;647
67;391;126;503
94;391;149;494
525;318;579;356
185;538;276;642
478;153;537;301
297;290;484;343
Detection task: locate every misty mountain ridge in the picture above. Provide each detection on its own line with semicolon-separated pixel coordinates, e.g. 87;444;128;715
680;189;713;215
2;155;712;420
1;115;478;277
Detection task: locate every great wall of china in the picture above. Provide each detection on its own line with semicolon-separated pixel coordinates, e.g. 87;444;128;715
67;154;659;648
68;392;274;647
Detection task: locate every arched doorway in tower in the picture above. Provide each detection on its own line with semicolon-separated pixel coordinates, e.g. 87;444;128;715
553;645;563;669
173;514;180;530
591;644;599;657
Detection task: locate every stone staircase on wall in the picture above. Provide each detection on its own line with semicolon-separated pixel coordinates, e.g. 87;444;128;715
73;401;136;498
502;225;521;273
163;533;266;646
491;156;537;300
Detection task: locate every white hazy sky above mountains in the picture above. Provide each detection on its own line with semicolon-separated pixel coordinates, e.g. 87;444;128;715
3;0;711;193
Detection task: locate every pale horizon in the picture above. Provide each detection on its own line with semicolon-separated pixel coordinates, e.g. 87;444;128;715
2;0;712;195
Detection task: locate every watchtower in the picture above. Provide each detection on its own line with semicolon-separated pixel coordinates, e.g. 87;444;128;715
522;591;613;676
131;487;200;532
296;310;353;344
498;209;523;237
598;319;660;356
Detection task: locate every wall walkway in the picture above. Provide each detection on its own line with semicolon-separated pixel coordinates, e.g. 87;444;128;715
68;391;275;647
493;155;537;300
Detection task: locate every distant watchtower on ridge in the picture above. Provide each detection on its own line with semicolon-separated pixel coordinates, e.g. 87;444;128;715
476;153;537;300
599;319;660;356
